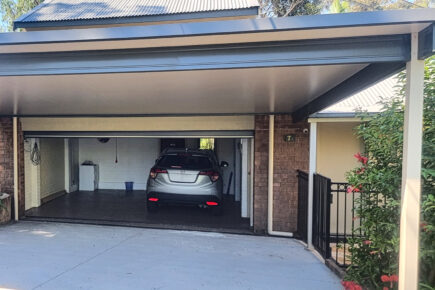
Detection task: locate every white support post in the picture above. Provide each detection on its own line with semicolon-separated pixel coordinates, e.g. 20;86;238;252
64;139;71;193
307;121;317;249
249;138;254;227
13;117;19;221
398;32;425;290
241;139;249;218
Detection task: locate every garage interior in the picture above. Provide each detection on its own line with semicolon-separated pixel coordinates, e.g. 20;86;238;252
24;135;253;233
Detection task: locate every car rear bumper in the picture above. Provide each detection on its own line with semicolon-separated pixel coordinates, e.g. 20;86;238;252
147;192;221;206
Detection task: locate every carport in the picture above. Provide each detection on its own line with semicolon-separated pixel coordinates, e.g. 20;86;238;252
0;9;433;289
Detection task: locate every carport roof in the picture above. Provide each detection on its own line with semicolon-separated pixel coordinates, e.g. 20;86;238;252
0;9;434;120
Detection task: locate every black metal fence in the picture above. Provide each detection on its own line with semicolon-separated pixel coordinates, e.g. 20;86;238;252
296;170;308;243
296;171;359;268
330;182;356;268
312;173;332;259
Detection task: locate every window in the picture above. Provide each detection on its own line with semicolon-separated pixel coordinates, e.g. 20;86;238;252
199;138;215;150
157;154;212;170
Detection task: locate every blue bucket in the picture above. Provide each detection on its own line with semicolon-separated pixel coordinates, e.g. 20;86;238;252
125;181;134;191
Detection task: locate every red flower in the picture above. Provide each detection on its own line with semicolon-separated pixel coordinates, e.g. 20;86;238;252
390;275;398;282
420;222;429;232
356;167;365;174
383;287;389;290
347;185;362;194
341;280;362;290
369;250;378;255
354;153;368;164
363;240;372;245
381;275;390;282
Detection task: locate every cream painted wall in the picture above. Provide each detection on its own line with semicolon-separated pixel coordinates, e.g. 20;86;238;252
316;122;363;235
24;139;41;209
78;138;160;190
40;138;65;199
316;122;363;182
21;116;255;132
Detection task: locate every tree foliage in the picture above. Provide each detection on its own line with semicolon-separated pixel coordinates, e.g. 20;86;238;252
326;0;432;13
1;0;42;31
259;0;322;17
343;56;435;289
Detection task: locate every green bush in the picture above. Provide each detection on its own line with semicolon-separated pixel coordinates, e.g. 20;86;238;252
343;56;434;290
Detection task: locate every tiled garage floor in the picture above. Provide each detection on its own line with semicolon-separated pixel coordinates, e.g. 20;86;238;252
25;190;250;234
0;222;341;290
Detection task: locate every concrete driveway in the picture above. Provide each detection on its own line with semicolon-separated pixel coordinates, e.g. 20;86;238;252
0;222;341;290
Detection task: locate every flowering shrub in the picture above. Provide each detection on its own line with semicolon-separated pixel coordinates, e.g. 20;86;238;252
343;56;434;289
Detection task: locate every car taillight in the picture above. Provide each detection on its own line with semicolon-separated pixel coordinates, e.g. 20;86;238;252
206;201;218;206
148;197;159;202
150;168;167;179
199;171;219;182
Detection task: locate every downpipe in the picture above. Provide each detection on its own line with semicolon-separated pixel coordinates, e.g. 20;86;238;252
267;115;293;238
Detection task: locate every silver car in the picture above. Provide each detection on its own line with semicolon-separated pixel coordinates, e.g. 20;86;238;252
146;148;228;215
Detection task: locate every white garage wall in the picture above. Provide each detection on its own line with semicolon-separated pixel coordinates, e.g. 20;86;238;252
78;138;160;190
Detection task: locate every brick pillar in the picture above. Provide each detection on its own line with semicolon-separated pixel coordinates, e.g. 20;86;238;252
0;117;25;218
0;118;14;196
253;115;309;234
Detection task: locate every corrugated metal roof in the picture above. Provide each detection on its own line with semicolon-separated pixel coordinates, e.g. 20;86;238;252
320;76;399;114
16;0;259;23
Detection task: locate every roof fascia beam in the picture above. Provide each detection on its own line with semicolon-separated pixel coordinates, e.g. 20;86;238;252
0;35;410;76
292;62;406;122
418;23;434;59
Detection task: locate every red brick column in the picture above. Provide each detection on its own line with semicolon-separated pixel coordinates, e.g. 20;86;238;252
0;117;25;218
253;115;309;234
0;118;14;196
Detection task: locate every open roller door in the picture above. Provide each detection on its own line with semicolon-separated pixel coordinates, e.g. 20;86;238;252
23;124;254;233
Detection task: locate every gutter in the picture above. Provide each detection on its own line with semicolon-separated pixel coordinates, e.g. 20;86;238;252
267;115;293;238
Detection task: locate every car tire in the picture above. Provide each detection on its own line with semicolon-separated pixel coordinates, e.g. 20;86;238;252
147;203;158;213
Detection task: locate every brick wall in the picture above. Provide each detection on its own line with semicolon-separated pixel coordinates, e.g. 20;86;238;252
253;115;309;234
0;118;13;196
0;118;25;217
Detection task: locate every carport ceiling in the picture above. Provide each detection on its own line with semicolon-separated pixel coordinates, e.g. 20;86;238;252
0;9;433;119
0;64;367;116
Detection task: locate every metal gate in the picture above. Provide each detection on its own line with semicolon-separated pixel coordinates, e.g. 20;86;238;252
312;173;332;259
297;170;309;243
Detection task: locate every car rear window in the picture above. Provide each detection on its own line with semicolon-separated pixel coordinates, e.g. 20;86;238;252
157;154;213;170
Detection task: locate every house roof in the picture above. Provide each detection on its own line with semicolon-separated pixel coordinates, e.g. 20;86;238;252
312;76;399;117
14;0;260;29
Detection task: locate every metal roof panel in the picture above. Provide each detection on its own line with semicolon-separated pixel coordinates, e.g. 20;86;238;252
320;76;399;114
15;0;259;23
